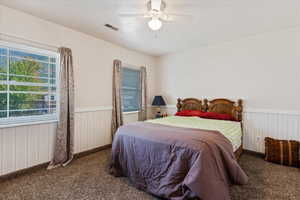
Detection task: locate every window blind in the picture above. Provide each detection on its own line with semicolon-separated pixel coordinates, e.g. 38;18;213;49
122;67;140;112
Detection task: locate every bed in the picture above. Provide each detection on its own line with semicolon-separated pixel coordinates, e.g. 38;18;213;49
110;98;248;200
176;98;244;159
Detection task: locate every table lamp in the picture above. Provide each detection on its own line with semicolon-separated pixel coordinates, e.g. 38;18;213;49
152;95;166;118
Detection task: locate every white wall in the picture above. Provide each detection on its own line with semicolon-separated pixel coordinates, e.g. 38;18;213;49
0;5;158;175
157;26;300;152
157;27;300;111
0;5;158;109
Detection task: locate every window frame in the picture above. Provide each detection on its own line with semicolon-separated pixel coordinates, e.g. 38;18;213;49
121;66;141;113
0;41;60;127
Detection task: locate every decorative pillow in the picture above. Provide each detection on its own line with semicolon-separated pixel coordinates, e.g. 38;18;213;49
199;112;235;121
265;137;299;167
175;110;204;117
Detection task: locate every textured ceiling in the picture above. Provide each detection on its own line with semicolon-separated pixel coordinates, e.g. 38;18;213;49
0;0;300;56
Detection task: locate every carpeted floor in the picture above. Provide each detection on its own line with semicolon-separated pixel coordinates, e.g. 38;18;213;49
0;149;299;200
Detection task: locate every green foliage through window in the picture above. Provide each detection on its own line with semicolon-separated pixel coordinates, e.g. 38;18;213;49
0;44;58;121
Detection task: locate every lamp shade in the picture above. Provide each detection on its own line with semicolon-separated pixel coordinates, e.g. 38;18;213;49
152;96;166;106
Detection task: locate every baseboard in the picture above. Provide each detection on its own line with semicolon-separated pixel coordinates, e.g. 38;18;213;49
74;144;112;159
244;149;265;158
0;144;112;182
0;162;50;182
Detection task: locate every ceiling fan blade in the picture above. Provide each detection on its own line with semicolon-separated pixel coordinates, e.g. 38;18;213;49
162;13;194;20
151;0;162;11
160;13;195;23
165;13;194;18
159;13;173;21
118;13;150;18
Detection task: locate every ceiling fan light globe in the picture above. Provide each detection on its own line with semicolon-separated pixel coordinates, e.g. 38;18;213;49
148;18;162;30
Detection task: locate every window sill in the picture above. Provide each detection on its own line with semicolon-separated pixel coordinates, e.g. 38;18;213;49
0;119;58;129
123;111;139;115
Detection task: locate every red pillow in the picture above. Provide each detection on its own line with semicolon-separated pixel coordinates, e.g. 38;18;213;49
200;112;235;121
175;110;204;117
176;110;237;121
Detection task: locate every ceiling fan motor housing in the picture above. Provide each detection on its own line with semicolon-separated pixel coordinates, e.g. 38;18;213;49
147;0;166;12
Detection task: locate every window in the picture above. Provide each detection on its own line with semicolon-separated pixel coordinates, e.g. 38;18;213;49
0;41;60;126
122;67;140;112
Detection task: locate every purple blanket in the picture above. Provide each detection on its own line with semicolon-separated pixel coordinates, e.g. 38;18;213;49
110;122;248;200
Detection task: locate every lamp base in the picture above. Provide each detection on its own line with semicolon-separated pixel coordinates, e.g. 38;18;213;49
155;111;162;118
155;107;162;118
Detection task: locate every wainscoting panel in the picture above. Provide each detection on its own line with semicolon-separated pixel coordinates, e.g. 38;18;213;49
0;108;134;176
243;111;300;153
74;110;112;154
1;106;299;176
0;123;57;176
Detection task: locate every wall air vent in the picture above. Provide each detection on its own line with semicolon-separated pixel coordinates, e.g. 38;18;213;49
104;24;119;31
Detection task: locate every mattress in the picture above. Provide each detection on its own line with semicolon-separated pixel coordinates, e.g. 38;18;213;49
147;116;242;152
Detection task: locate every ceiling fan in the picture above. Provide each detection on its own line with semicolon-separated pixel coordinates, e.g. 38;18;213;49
119;0;192;31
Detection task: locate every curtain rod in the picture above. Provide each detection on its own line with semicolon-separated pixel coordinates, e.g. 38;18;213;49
0;32;59;52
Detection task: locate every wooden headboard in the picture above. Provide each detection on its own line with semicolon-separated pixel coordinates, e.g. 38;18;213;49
177;98;202;111
177;98;243;121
